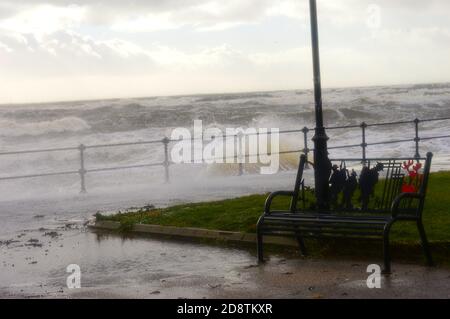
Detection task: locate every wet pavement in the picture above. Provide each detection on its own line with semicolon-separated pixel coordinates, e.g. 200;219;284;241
1;220;450;299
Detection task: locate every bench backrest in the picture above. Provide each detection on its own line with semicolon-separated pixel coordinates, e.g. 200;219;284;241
328;152;433;213
289;152;432;214
289;154;307;212
414;152;433;218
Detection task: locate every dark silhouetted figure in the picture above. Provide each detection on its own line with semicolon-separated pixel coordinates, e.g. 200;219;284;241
342;169;358;210
359;162;384;210
329;164;347;208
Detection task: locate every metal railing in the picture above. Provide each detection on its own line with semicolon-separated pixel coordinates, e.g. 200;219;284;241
0;116;449;193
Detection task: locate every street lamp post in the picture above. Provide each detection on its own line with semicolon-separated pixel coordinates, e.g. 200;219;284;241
309;0;331;210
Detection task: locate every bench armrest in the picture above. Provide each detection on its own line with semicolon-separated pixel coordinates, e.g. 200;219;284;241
264;191;295;214
391;192;423;217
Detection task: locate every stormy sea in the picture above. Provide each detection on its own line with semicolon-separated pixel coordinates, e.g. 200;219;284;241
0;82;450;231
1;82;450;297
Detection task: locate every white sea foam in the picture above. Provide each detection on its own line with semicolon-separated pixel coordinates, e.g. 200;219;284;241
0;116;90;137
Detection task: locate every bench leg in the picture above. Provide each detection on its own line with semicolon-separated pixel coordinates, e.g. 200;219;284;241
382;224;392;275
296;236;307;257
417;221;434;266
256;216;264;263
295;232;307;257
257;232;264;263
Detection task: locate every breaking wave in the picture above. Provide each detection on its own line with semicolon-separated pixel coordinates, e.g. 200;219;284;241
0;116;90;137
0;83;449;202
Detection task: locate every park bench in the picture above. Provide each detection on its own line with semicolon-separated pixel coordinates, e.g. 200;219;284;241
256;152;433;274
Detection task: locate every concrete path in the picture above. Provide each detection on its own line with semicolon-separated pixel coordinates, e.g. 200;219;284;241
1;221;450;299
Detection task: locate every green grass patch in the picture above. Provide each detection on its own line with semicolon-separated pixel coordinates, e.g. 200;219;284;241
96;171;450;244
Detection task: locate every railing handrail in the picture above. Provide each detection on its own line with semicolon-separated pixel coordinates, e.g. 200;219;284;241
0;116;449;155
0;116;449;192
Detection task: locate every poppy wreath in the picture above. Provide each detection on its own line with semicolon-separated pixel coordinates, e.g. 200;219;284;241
401;160;423;193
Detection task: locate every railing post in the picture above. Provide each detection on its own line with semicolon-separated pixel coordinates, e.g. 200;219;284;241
414;118;421;159
360;122;367;163
302;126;310;169
237;133;244;176
78;144;87;193
162;137;170;183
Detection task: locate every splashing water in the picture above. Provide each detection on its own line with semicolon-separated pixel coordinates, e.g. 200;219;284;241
0;83;449;232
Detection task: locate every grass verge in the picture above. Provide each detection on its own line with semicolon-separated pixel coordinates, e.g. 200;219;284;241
95;171;450;262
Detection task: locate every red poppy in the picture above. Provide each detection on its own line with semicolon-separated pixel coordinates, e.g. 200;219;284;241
401;184;416;193
402;160;414;171
413;163;422;172
409;171;418;178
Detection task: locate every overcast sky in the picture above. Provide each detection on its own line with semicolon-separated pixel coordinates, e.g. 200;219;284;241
1;0;450;103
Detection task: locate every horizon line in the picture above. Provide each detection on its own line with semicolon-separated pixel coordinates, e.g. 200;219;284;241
1;80;449;107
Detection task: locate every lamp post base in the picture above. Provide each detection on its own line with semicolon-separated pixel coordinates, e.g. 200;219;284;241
312;127;331;210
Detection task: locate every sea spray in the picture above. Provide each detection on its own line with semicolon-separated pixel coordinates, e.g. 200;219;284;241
170;120;280;174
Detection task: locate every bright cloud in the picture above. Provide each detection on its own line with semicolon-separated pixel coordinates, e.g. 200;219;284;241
1;0;450;103
0;4;85;37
